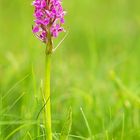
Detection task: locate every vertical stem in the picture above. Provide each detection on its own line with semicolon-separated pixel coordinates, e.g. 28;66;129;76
0;94;2;139
44;52;52;140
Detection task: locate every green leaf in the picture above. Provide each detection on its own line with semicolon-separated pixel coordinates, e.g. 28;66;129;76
60;107;72;140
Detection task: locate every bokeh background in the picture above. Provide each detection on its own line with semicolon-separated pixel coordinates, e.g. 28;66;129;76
0;0;140;139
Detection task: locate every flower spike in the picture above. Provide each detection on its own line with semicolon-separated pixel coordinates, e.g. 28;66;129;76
32;0;66;45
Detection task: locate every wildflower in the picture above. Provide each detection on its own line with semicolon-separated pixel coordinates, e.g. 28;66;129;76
32;0;66;43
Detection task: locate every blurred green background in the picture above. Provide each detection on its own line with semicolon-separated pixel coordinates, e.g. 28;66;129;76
0;0;140;139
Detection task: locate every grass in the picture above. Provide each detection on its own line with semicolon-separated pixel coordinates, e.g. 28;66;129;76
0;0;140;139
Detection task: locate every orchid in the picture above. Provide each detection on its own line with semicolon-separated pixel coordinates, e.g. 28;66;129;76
32;1;66;140
32;0;66;44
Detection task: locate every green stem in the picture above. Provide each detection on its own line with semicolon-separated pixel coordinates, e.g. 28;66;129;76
44;52;52;140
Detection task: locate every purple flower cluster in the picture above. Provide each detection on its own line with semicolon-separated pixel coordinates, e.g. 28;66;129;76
32;0;66;43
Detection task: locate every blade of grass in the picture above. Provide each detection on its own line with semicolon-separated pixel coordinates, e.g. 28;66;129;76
60;107;72;140
38;133;87;140
5;124;27;140
0;93;2;138
6;92;25;112
0;120;37;125
121;113;125;140
52;31;69;53
36;97;50;120
0;92;26;119
106;130;109;140
2;74;30;100
27;131;33;140
80;107;93;140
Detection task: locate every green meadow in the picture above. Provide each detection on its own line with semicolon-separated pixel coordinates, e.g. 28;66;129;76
0;0;140;139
